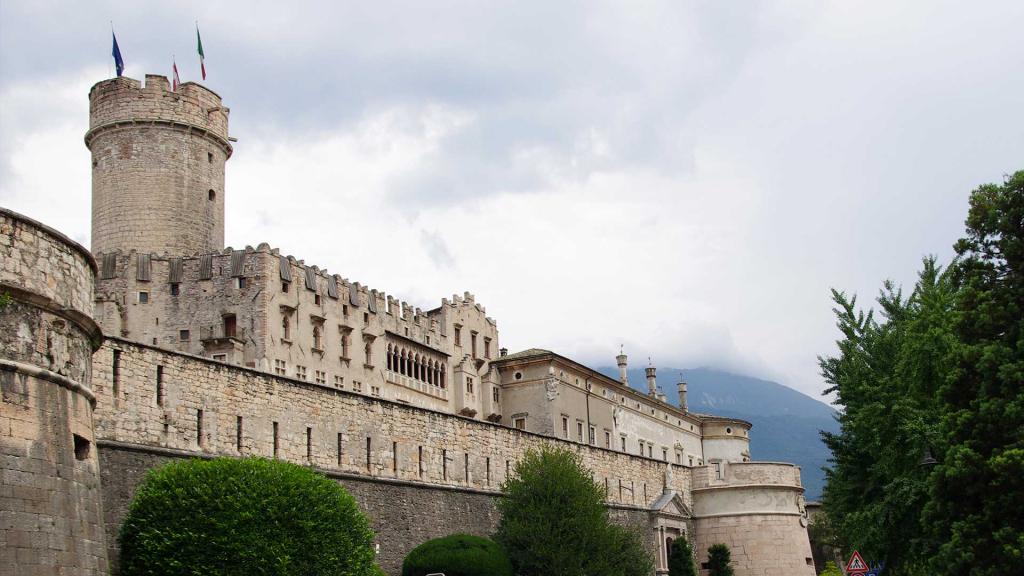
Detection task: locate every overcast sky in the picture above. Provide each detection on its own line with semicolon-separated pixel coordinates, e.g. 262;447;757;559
1;1;1021;402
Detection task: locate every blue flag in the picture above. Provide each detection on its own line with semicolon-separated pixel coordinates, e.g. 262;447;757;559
112;32;124;77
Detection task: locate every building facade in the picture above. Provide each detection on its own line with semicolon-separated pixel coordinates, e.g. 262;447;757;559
0;73;815;576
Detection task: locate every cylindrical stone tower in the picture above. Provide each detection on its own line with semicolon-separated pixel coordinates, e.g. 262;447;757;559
86;74;231;257
0;208;109;574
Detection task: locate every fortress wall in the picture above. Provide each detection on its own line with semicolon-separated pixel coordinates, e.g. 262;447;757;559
0;209;108;575
91;338;689;573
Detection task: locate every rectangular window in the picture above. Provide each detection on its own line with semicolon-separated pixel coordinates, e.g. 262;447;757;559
662;448;668;461
155;365;164;407
466;377;474;394
338;433;344;466
273;421;279;458
589;426;596;445
296;365;307;381
454;325;462;346
470;331;478;357
137;291;149;304
621;436;627;451
363;312;369;324
196;409;203;447
179;329;190;341
577;422;584;442
353;381;363;393
273;359;287;376
392;441;398;474
212;353;227;362
306;427;313;460
314;293;321;306
443;449;448;480
333;375;344;388
314;370;326;385
648;445;653;458
418;446;424;478
638;440;644;454
236;277;247;290
112;349;121;398
170;283;180;296
464;453;470;483
371;385;381;397
562;417;569;438
484;337;492;359
486;457;491;485
492;387;500;403
604;431;611;448
514;417;526;430
282;281;290;293
366;437;372;472
236;416;243;452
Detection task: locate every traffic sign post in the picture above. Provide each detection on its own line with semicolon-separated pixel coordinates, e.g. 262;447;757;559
846;550;869;574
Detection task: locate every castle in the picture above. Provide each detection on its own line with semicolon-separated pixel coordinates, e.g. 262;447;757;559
0;74;815;575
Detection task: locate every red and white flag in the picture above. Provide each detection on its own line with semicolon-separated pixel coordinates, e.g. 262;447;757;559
172;59;180;91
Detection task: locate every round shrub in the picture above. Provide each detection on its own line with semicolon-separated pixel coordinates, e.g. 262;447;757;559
402;533;513;576
119;457;376;576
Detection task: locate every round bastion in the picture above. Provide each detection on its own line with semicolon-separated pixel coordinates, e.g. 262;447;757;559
0;208;109;575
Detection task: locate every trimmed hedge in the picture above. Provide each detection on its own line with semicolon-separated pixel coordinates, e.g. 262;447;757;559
402;533;513;576
119;457;377;576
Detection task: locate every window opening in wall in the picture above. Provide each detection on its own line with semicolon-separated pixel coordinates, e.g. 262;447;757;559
484;337;491;359
296;365;307;381
689;456;694;466
170;283;180;296
638;439;644;454
506;460;510;478
486;457;491;485
73;434;91;461
577;422;584;442
392;441;398;474
589;426;596;445
180;329;190;341
514;417;526;430
138;291;149;304
236;416;243;452
282;315;290;340
726;427;733;434
470;331;478;357
341;333;350;360
208;152;214;163
562;417;569;438
492;387;499;403
464;453;470;483
605;431;611;448
363;312;369;324
648;445;653;458
466;377;474;394
156;365;164;406
514;371;522;381
272;421;279;458
343;304;348;316
196;409;204;447
236;276;246;290
314;370;326;385
443;449;448;480
618;479;623;501
282;281;290;293
307;427;313;461
112;349;121;398
418;446;424;478
312;326;322;350
342;430;350;467
643;483;647;502
212;354;227;363
274;359;287;375
223;314;237;338
662;448;668;461
366;437;372;472
334;375;344;388
454;325;461;346
621;436;627;451
208;189;216;201
314;294;321;306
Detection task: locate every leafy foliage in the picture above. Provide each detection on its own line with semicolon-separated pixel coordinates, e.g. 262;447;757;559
706;543;734;576
667;537;697;576
401;533;512;576
818;560;842;576
494;445;653;576
119;457;377;576
820;171;1024;576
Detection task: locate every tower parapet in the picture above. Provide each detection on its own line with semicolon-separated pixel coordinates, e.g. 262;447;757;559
86;74;231;257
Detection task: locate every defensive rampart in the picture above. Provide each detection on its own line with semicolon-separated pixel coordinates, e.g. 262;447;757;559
91;337;689;573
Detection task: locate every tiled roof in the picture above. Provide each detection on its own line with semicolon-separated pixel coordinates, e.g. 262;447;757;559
493;348;553;362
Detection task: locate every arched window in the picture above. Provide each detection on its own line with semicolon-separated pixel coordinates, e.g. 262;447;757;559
282;316;290;340
426;360;434;385
312;325;321;350
364;339;373;364
440;364;446;388
400;349;407;376
386;345;393;371
414;354;421;380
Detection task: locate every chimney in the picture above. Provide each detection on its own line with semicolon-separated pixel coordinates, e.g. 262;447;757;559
499;347;508;357
677;380;688;412
616;346;628;385
645;361;657;396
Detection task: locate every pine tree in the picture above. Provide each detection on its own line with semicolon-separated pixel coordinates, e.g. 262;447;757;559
667;537;697;576
706;544;734;576
927;171;1024;575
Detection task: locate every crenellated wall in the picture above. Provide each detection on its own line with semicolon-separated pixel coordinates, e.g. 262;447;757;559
0;209;109;575
90;337;688;573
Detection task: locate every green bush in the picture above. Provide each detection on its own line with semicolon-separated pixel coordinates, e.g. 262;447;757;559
119;457;377;576
494;445;653;576
402;533;512;576
668;537;697;576
707;543;734;576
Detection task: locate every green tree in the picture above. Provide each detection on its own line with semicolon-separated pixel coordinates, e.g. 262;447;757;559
119;457;377;576
667;537;697;576
494;445;652;576
706;544;734;576
926;171;1024;575
818;560;842;576
401;533;513;576
819;257;956;573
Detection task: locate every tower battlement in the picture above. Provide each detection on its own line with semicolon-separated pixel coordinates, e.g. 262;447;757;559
87;74;230;148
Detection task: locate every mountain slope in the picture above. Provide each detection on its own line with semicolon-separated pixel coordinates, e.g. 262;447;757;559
596;366;837;500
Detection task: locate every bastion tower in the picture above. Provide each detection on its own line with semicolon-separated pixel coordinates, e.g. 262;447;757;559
86;75;231;256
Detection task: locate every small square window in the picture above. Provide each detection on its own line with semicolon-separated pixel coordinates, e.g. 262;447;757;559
514;417;526;430
179;329;190;341
170;283;180;296
236;277;247;290
138;291;149;304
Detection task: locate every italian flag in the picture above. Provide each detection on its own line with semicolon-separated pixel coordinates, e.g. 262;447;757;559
197;26;206;80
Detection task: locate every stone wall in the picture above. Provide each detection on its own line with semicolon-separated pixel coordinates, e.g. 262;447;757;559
0;209;108;575
87;75;230;257
91;337;689;572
